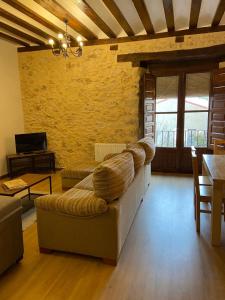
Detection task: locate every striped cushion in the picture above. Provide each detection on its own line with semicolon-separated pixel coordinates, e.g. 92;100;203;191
74;174;94;191
138;138;155;164
124;144;146;173
93;152;135;202
35;189;108;217
103;153;120;161
61;161;98;180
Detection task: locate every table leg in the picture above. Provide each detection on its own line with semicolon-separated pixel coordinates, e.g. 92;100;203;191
49;176;52;194
211;181;223;246
202;161;207;176
28;187;31;201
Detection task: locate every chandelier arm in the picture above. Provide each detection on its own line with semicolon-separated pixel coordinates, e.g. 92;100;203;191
69;46;82;57
52;47;61;56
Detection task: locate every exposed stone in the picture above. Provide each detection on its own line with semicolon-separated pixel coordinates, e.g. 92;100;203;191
18;32;225;168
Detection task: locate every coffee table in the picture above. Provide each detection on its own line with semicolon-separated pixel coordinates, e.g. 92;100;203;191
0;174;52;212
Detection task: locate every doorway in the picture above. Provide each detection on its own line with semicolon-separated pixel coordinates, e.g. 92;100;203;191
149;70;211;172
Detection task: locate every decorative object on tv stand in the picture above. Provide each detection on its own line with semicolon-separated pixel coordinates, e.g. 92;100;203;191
48;19;83;58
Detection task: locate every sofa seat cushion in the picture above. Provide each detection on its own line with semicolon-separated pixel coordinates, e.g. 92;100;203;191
61;161;99;180
137;137;155;164
124;144;146;173
74;174;94;191
93;152;135;202
35;189;108;217
103;153;120;161
0;196;21;221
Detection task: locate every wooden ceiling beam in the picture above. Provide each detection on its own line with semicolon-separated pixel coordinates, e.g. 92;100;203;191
212;0;225;27
102;0;134;36
1;0;67;36
0;21;45;45
117;44;225;64
162;0;175;32
76;0;116;38
84;25;225;46
34;0;97;40
132;0;154;34
189;0;202;29
17;25;225;52
0;31;30;47
0;8;55;41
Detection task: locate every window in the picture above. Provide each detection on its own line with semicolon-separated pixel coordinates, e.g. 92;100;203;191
184;73;210;147
155;72;210;148
155;76;178;147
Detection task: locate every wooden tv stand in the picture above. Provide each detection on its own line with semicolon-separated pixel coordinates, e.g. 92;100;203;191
7;151;55;178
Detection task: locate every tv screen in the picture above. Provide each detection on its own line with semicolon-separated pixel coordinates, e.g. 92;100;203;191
15;132;47;154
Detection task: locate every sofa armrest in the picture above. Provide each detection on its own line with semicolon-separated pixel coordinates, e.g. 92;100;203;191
35;189;108;217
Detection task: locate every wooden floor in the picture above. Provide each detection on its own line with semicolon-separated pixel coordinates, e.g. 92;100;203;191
1;173;225;300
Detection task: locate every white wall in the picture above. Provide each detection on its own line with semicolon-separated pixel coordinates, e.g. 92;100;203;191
0;40;24;176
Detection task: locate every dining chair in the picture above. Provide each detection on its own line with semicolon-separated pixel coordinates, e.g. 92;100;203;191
213;139;225;155
191;146;211;186
191;150;212;232
192;150;225;232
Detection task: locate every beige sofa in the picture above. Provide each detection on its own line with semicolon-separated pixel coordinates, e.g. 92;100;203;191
35;139;155;265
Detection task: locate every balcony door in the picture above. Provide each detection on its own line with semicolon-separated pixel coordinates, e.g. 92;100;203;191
146;71;211;172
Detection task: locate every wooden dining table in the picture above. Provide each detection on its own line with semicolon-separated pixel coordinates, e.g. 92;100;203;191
202;154;225;246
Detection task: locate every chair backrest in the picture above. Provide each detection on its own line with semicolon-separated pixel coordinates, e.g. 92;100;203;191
213;139;225;155
191;150;200;198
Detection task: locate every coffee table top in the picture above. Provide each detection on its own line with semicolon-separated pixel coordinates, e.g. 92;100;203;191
0;173;51;196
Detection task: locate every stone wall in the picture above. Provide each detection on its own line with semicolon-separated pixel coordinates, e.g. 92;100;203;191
18;32;225;168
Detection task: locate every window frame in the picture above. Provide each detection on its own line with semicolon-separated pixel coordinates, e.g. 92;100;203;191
154;71;211;149
183;72;211;148
155;75;179;148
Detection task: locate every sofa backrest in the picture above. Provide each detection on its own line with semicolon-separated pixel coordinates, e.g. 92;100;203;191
123;144;146;174
137;137;155;164
93;152;134;202
95;143;127;162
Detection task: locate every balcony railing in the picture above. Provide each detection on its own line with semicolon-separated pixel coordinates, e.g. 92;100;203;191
156;129;207;147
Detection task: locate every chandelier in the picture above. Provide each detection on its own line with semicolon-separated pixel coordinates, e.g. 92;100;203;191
48;20;83;58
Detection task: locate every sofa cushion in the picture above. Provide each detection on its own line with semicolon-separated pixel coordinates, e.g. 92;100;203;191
124;144;146;173
93;152;135;202
74;174;94;191
103;153;120;161
61;161;98;180
137;137;155;164
0;196;21;221
35;189;108;217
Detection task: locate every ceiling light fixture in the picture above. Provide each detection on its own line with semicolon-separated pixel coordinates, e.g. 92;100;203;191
48;20;83;58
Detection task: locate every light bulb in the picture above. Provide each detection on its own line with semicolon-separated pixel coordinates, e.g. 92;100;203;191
48;39;54;45
58;33;64;40
79;41;83;47
62;43;67;49
76;36;82;42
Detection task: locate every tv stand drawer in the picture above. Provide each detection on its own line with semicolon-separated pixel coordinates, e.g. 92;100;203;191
6;152;55;178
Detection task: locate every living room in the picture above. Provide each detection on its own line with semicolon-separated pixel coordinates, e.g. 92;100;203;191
1;0;225;299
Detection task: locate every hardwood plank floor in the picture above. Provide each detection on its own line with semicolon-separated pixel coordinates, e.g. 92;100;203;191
1;174;225;300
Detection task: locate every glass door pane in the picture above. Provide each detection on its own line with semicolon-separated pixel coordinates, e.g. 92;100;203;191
185;72;210;111
184;72;210;147
156;114;177;147
184;112;208;147
156;76;178;147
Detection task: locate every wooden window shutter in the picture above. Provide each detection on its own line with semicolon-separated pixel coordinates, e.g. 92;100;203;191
208;68;225;148
139;72;156;140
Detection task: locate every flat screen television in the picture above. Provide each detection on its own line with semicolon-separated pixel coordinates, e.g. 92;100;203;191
15;132;47;154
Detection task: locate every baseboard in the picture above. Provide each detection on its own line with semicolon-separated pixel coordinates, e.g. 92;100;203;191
0;173;8;179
